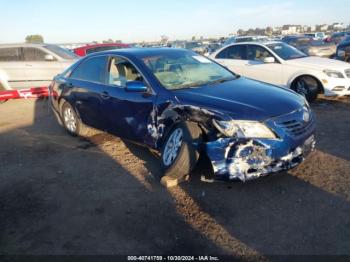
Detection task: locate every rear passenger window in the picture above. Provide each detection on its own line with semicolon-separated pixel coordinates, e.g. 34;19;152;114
216;45;246;60
0;48;22;61
70;56;108;83
23;48;48;61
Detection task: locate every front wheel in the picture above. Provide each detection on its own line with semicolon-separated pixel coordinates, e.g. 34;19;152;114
160;122;201;187
292;76;319;102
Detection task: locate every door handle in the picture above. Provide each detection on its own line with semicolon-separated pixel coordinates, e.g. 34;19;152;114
25;64;33;67
100;91;110;99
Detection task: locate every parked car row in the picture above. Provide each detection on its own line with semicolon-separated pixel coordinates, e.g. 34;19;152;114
1;39;348;186
220;32;350;62
1;30;349;186
326;31;350;44
281;35;336;58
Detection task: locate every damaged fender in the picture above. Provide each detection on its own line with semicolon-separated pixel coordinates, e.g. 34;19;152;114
149;101;225;149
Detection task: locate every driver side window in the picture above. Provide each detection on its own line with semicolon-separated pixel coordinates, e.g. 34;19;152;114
107;57;144;88
246;45;273;62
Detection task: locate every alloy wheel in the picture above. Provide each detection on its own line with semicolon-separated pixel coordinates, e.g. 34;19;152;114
63;107;77;133
295;79;309;97
162;128;183;166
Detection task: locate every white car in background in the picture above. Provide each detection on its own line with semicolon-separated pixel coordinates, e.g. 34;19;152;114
223;35;269;46
0;44;78;91
211;41;350;101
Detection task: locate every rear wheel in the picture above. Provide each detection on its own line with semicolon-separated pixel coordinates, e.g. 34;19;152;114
61;102;88;136
160;122;201;187
291;76;319;102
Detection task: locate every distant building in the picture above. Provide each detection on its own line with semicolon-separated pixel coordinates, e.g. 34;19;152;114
309;25;316;32
332;22;345;31
316;24;329;32
281;25;302;35
302;25;309;32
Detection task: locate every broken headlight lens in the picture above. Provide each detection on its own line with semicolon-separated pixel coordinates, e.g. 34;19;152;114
213;120;276;139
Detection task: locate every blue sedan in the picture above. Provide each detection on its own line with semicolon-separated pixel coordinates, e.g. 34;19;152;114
50;48;316;186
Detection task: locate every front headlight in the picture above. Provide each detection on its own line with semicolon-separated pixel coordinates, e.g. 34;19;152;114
213;119;276;139
323;69;344;78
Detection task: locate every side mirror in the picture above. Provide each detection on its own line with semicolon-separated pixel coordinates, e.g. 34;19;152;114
263;57;275;63
45;54;55;61
125;81;148;92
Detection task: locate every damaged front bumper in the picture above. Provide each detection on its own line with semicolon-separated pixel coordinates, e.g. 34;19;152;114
205;135;316;182
205;104;317;182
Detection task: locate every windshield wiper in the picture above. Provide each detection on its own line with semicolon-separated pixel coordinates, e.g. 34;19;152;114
207;77;236;86
172;77;236;90
172;82;206;90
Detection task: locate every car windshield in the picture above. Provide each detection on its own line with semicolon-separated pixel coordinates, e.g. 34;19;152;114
141;51;236;90
267;43;307;60
45;45;78;60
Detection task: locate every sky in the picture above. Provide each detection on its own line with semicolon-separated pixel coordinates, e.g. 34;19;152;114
0;0;349;44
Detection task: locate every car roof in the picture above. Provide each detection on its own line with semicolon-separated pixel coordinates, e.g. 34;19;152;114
226;41;282;46
87;47;192;58
333;31;350;36
74;43;130;50
0;43;48;48
236;35;267;38
338;40;350;47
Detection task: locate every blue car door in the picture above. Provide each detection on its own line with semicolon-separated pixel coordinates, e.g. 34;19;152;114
68;55;109;130
99;56;157;146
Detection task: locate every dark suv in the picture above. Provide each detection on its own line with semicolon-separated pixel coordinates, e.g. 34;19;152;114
336;36;350;62
50;48;316;186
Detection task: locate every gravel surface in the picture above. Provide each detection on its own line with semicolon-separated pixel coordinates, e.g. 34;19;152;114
0;97;349;257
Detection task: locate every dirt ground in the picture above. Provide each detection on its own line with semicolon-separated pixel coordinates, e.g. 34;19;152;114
0;96;350;258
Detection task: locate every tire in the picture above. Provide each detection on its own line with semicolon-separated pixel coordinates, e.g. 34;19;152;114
61;102;88;137
160;122;202;183
291;76;319;102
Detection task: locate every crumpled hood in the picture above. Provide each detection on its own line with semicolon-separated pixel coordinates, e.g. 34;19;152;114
285;56;350;71
174;77;305;121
